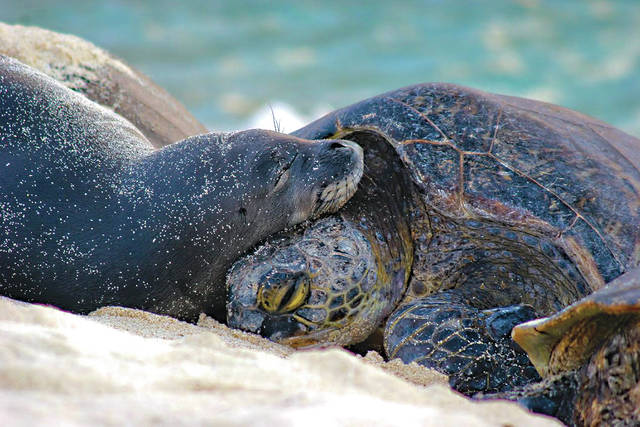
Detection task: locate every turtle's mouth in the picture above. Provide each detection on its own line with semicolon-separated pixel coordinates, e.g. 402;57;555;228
312;141;364;218
258;313;341;348
226;306;334;348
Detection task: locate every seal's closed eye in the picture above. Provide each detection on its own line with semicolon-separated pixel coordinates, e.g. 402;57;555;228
272;154;297;193
272;169;290;193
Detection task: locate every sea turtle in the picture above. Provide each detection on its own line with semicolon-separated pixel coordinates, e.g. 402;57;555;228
227;82;640;395
0;55;363;321
495;266;640;425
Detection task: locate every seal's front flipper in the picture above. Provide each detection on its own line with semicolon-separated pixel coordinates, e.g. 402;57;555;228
383;290;541;394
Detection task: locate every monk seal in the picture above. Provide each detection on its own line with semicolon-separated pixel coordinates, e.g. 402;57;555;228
0;55;364;321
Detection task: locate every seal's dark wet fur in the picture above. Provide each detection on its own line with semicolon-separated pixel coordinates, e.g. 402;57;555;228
0;55;362;321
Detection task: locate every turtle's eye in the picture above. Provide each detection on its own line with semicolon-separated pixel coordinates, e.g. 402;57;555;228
257;271;310;314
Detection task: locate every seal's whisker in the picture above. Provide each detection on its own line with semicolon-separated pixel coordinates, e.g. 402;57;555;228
269;104;282;133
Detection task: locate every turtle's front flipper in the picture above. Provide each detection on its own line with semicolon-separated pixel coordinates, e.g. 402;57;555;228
384;289;541;394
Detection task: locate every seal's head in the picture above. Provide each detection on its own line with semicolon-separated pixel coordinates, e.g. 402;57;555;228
225;129;363;230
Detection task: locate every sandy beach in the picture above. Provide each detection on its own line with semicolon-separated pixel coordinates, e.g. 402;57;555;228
0;296;560;426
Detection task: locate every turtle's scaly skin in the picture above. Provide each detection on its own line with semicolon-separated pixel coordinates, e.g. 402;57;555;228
227;83;640;394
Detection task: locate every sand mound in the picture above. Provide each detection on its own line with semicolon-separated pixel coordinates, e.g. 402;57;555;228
0;297;559;426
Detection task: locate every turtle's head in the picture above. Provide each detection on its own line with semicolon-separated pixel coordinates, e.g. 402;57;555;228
227;216;399;347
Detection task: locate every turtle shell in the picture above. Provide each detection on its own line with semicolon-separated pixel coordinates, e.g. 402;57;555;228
294;83;640;294
227;82;640;357
513;266;640;377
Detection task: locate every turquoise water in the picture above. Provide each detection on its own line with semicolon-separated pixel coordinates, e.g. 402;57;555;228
3;0;640;136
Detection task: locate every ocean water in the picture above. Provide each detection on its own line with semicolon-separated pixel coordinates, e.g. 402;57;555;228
3;0;640;136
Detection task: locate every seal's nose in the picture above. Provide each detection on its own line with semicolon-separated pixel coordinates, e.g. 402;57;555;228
329;141;349;150
325;139;363;160
327;139;360;151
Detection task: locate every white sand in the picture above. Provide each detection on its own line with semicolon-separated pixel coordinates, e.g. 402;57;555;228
0;297;560;426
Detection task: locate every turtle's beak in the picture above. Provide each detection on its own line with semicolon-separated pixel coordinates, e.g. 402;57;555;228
258;313;308;342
